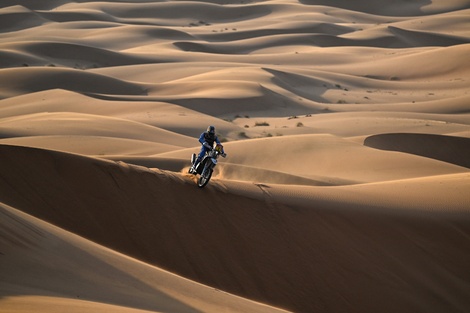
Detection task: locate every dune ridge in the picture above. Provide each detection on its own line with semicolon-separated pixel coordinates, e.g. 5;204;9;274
1;0;470;312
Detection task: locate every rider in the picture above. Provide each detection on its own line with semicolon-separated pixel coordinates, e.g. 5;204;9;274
192;125;224;170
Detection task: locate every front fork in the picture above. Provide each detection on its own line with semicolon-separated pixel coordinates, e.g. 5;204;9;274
202;159;215;177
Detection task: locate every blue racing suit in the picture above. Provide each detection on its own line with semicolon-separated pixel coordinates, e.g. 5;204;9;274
197;131;221;162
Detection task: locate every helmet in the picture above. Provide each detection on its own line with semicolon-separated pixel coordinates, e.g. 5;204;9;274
207;125;215;134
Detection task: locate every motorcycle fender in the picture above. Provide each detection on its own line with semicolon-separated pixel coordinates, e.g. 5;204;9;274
211;158;218;165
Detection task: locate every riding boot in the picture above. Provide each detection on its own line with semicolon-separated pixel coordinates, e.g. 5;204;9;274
191;158;201;174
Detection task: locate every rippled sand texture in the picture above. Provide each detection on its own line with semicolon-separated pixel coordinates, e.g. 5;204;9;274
1;1;470;312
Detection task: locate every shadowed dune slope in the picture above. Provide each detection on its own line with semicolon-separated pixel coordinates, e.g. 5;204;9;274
0;67;146;99
1;145;470;313
0;203;288;313
0;41;156;69
299;0;470;15
364;133;470;168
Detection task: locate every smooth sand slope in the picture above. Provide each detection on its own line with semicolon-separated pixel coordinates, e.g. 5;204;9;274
1;0;470;312
0;190;288;313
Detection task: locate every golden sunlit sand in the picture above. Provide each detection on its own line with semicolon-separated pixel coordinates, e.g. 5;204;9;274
1;0;469;312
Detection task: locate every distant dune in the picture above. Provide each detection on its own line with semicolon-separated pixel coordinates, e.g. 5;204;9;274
365;133;470;168
1;0;469;312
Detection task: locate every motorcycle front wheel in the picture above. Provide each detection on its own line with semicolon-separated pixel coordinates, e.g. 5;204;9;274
198;165;213;188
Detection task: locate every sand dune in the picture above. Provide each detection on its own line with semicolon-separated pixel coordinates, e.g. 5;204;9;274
1;0;470;312
300;0;470;15
0;199;287;313
0;145;469;313
365;133;470;168
0;67;147;99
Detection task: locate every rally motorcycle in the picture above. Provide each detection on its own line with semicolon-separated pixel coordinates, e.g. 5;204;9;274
189;144;226;188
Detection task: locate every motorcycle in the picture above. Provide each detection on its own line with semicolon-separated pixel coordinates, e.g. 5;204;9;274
189;144;226;188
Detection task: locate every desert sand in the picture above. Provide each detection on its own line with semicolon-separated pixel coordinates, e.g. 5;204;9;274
0;0;470;312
